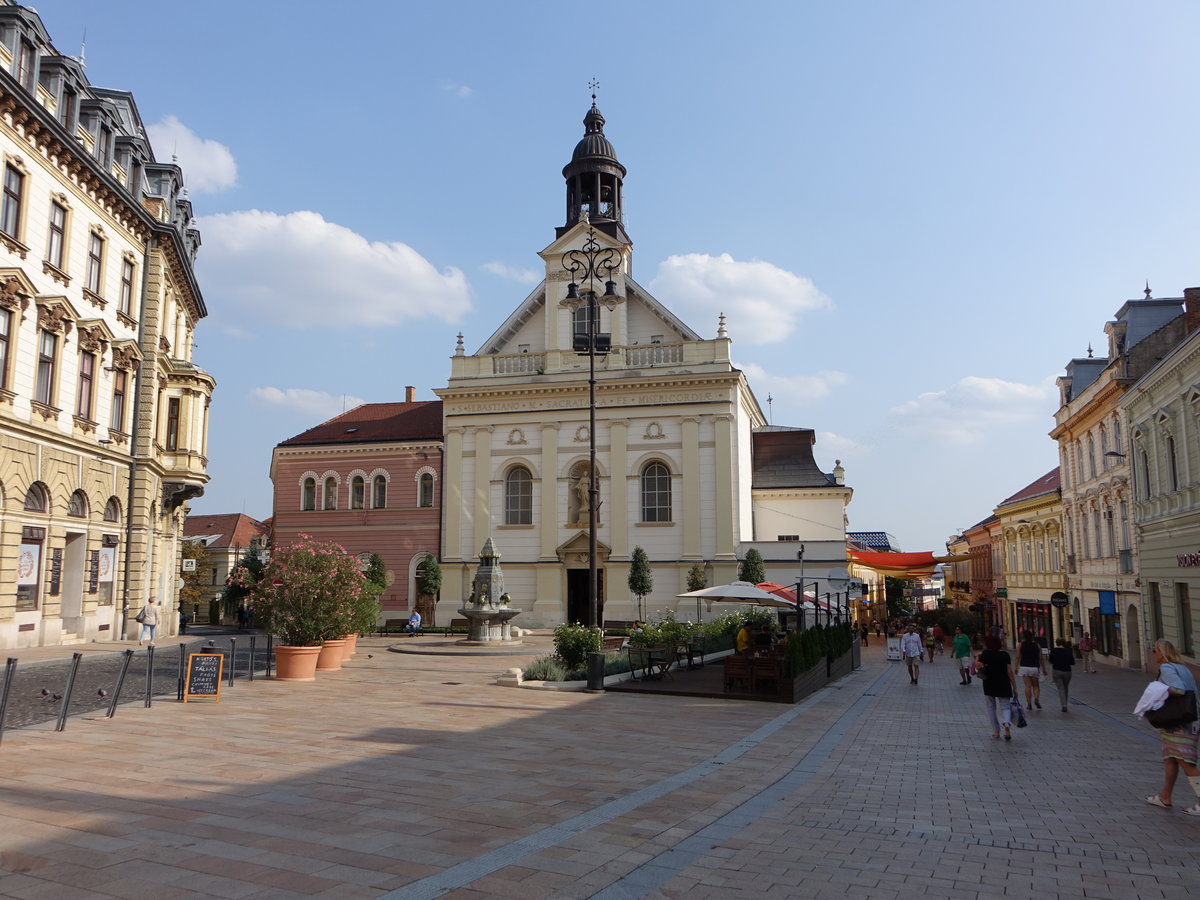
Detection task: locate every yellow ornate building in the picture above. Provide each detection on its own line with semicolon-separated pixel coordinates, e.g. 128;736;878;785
994;468;1067;644
0;3;213;647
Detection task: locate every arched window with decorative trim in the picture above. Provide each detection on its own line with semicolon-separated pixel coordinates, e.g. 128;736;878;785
301;477;316;511
1167;434;1179;492
419;472;435;508
323;477;337;510
504;466;533;525
350;475;365;510
640;461;672;523
67;489;87;517
24;482;48;512
372;475;387;509
103;497;120;522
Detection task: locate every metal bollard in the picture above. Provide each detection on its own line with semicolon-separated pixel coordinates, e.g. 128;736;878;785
55;653;83;732
0;658;16;745
585;651;606;693
248;636;256;682
177;643;187;701
108;650;134;717
265;635;273;678
144;644;155;707
228;638;236;687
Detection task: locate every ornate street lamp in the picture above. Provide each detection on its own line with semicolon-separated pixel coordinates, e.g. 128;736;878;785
562;227;619;628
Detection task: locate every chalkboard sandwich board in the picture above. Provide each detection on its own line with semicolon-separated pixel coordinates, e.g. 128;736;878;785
185;653;223;702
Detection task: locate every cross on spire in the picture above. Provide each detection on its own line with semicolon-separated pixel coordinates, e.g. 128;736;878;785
588;77;599;101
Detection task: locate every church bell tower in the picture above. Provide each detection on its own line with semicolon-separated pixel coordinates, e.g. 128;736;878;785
557;92;630;246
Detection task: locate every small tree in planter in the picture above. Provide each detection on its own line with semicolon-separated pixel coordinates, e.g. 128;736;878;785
230;534;365;648
627;546;653;621
739;549;765;585
686;563;707;593
416;553;442;625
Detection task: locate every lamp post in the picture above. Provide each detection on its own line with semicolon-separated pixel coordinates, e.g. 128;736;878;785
793;580;821;630
827;569;850;628
562;227;618;628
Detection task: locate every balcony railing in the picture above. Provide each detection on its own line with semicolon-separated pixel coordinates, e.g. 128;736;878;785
493;353;545;375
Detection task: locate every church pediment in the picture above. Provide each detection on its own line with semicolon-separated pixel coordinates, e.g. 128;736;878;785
556;531;611;566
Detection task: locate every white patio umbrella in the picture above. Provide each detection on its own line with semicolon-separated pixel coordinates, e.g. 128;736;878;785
675;581;796;609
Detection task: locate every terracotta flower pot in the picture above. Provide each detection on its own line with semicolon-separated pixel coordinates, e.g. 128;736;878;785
274;645;322;682
340;633;358;660
316;639;347;671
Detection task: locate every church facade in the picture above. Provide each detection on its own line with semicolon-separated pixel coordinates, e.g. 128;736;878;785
434;100;851;626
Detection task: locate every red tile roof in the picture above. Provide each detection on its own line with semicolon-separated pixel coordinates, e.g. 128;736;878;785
278;402;443;446
183;513;268;550
998;467;1061;507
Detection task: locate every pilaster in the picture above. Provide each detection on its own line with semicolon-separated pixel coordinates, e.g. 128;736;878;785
682;417;700;559
609;420;628;557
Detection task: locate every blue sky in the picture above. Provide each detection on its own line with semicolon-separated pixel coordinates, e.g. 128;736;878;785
34;1;1200;552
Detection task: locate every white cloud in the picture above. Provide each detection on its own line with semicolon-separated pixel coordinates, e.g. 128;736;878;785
816;431;868;458
196;210;472;328
146;115;237;194
442;81;473;99
251;387;366;419
889;375;1056;444
483;261;540;284
649;253;830;345
738;361;848;405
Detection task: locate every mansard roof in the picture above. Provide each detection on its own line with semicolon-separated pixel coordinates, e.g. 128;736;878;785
751;427;839;489
278;401;443;446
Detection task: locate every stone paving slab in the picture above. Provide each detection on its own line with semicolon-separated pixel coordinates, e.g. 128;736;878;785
0;638;1197;899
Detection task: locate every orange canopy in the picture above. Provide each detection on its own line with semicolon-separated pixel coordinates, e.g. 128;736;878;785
847;549;968;579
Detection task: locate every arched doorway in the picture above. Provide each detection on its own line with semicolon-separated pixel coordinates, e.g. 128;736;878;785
1126;603;1142;669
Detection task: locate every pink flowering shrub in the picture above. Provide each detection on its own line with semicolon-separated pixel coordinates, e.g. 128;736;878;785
229;534;365;646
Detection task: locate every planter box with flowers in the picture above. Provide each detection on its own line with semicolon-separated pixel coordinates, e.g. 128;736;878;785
228;534;379;681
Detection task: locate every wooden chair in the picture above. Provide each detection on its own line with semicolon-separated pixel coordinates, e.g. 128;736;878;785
724;655;751;692
751;657;780;696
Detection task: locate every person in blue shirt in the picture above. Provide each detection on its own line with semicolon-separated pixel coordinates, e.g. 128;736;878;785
1145;639;1200;815
406;609;422;637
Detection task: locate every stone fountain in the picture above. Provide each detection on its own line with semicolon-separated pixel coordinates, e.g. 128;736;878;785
458;538;522;645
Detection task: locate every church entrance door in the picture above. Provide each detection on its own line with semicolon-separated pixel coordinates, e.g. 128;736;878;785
567;568;604;627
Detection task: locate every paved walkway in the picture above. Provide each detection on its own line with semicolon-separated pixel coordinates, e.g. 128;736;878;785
0;639;1196;899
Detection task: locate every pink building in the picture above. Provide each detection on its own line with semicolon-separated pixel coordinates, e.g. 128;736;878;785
269;390;443;624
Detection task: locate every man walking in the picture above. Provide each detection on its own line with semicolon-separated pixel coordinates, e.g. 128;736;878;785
953;625;973;684
1078;632;1095;673
901;625;923;685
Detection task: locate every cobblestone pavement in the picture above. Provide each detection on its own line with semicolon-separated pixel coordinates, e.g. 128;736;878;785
0;638;1195;899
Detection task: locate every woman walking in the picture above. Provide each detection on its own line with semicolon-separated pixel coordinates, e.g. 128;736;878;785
1016;629;1045;710
136;597;160;646
1048;637;1075;711
1145;639;1200;815
979;633;1019;740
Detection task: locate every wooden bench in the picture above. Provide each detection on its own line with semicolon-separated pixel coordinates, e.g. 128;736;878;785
601;636;626;652
379;618;407;636
603;619;636;633
449;618;469;632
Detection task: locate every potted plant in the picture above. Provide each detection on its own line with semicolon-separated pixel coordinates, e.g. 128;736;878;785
230;534;366;681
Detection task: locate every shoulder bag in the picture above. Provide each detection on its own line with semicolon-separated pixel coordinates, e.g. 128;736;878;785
1146;665;1198;730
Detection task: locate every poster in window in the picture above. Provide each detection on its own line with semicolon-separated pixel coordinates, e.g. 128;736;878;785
17;542;41;610
97;547;115;605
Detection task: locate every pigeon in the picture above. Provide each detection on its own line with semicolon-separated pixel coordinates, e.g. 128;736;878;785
97;689;108;698
51;693;62;703
366;654;374;659
40;688;50;699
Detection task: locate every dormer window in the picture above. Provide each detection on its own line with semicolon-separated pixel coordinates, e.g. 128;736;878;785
16;40;35;90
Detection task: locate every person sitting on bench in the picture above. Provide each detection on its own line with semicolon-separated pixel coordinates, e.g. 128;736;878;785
406;609;422;636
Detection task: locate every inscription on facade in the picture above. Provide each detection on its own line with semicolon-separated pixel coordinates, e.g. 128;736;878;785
455;390;721;414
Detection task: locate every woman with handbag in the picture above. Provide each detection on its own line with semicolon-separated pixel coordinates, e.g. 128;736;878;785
979;633;1019;741
1145;639;1200;815
136;597;160;646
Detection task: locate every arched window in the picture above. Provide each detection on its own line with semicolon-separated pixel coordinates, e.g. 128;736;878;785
323;477;337;510
350;475;365;510
419;472;434;508
301;478;316;511
372;475;387;509
23;482;48;512
640;461;672;522
504;466;533;525
67;489;87;517
103;497;120;522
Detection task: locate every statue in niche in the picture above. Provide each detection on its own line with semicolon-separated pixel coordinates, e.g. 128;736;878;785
574;469;591;519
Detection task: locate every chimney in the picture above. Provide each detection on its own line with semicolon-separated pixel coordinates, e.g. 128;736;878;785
405;385;415;403
1186;288;1200;335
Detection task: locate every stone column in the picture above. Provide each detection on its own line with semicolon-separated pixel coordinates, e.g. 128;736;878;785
443;427;464;562
540;424;559;559
714;415;735;559
681;417;701;560
472;427;493;557
609;419;628;557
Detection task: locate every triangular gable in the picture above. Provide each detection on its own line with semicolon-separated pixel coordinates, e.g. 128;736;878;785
555;531;611;564
479;281;547;355
624;277;702;342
